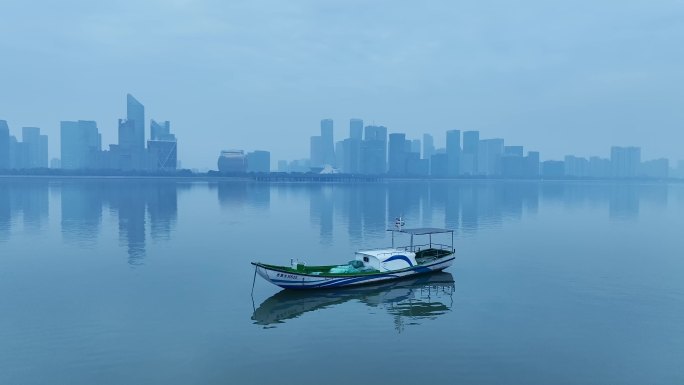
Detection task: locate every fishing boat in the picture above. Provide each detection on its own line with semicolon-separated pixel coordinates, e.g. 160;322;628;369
251;221;455;290
252;272;455;327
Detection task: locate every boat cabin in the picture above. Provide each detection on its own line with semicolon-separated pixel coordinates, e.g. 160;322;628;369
355;249;418;272
355;227;455;272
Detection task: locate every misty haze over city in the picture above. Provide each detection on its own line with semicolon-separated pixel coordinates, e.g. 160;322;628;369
1;0;683;169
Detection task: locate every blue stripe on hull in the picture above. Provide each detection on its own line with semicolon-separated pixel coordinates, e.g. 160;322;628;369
263;257;455;290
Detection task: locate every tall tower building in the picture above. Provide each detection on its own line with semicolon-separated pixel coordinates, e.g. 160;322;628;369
349;119;363;140
320;119;335;166
0;120;9;169
22;127;48;168
461;131;480;175
463;131;480;153
422;134;435;160
446;130;461;177
611;146;641;178
126;94;145;150
150;120;173;141
388;133;408;175
60;120;101;169
147;120;177;170
361;125;387;174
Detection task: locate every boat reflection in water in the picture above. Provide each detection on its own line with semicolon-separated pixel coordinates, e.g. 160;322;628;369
252;272;455;331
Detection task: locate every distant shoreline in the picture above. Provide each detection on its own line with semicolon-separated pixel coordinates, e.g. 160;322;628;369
0;172;681;183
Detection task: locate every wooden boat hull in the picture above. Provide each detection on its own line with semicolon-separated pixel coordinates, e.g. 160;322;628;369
252;255;455;290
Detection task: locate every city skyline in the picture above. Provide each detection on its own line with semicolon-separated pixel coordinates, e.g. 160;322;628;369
1;108;681;173
1;1;683;168
1;107;682;171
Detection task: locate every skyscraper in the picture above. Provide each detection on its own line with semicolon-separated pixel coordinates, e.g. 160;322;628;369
150;120;172;141
461;130;479;175
611;146;641;178
388;133;408;175
526;151;540;178
411;139;421;156
246;150;271;173
502;146;525;178
126;94;145;150
115;94;146;170
446;130;461;177
60;120;101;169
463;131;480;153
310;136;324;168
22;127;48;168
309;119;336;168
477;138;504;176
422;134;435;160
147;119;177;170
0;120;9;169
349;119;363;140
320;119;335;166
361;125;387;174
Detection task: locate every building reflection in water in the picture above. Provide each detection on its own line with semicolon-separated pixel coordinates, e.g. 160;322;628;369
0;179;671;263
214;181;270;211
58;180;182;265
252;272;455;333
0;179;50;241
306;181;668;242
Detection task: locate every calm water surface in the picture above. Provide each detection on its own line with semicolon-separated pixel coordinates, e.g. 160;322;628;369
1;178;683;385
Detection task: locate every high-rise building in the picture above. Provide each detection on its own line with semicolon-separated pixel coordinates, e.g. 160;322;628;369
361;125;387;174
320;119;335;167
406;152;429;176
542;160;565;178
502;146;525;178
340;137;362;174
350;119;363;140
430;153;448;177
147;120;177;171
446;130;461;177
422;134;435;160
564;155;589;177
116;119;140;170
526;151;540;178
411;139;421;156
639;158;669;178
147;140;177;170
477;138;504;176
0;120;10;169
150;120;173;141
335;141;345;172
611;146;641;178
126;94;145;150
22;127;48;168
246;150;271;173
217;150;247;173
388;133;408;175
310;136;324;167
114;94;146;170
461;130;479;175
589;157;611;178
277;160;288;172
504;146;524;157
463;131;479;152
60;120;102;169
309;119;335;168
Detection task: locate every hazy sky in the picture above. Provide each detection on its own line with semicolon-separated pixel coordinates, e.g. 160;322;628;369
1;0;683;169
